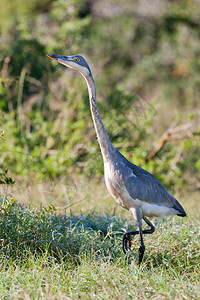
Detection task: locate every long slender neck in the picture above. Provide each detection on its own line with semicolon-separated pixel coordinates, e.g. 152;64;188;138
82;72;114;161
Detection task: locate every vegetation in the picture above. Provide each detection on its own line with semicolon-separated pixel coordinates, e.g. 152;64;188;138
0;0;200;187
0;0;199;298
0;198;199;299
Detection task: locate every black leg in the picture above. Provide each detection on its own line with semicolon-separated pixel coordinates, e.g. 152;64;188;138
139;229;145;265
122;217;155;264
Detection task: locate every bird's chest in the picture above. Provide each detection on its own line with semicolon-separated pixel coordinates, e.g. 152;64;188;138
104;161;129;210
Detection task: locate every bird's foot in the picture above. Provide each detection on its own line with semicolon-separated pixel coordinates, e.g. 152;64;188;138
139;245;145;266
122;232;132;254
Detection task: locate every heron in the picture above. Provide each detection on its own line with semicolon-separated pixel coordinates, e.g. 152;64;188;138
47;54;186;265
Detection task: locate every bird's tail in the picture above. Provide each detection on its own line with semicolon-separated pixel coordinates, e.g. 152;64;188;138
173;200;187;217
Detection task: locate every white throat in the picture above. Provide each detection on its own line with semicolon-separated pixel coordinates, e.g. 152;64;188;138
58;60;90;77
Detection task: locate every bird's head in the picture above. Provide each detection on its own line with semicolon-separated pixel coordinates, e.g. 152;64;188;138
46;54;91;77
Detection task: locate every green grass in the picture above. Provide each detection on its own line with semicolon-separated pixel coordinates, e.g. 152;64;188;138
0;198;199;299
0;0;200;298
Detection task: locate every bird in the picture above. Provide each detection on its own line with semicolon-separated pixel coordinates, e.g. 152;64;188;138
47;53;187;265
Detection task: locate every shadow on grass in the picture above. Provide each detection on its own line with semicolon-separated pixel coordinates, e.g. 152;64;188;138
0;200;198;272
0;200;134;265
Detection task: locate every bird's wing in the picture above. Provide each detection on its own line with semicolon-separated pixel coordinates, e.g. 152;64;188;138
122;161;172;205
118;155;185;215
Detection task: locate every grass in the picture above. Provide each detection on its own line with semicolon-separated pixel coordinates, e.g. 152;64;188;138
0;196;199;299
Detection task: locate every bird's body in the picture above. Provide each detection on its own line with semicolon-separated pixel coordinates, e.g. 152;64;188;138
47;53;186;264
104;149;185;218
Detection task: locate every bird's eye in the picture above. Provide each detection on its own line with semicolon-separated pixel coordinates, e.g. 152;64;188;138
74;57;80;62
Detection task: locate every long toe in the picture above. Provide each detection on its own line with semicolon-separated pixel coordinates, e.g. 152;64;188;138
122;233;127;254
122;233;131;254
128;234;132;249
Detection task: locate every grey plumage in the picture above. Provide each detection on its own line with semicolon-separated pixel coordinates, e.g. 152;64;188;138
47;53;186;265
108;149;186;216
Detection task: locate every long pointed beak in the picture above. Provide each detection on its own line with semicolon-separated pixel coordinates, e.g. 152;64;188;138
46;54;59;61
47;53;70;61
46;54;81;73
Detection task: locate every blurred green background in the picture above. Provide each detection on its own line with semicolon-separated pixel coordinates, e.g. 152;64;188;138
0;0;199;213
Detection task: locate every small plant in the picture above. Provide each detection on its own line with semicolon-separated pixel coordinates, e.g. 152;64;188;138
0;168;15;185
